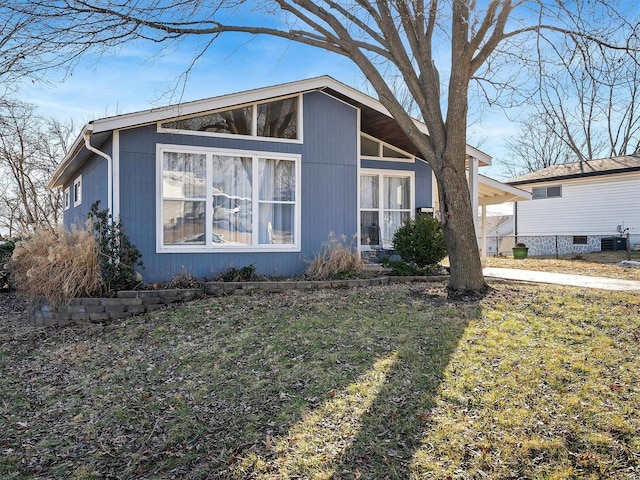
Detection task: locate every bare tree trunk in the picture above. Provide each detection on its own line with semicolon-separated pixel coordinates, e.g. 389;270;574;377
434;155;487;294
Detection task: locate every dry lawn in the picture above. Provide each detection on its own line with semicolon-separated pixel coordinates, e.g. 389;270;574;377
482;250;640;281
1;281;638;479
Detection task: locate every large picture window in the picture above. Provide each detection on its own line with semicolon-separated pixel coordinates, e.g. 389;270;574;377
159;146;300;251
360;170;414;248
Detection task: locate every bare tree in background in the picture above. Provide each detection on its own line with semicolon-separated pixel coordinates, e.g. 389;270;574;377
2;1;638;293
504;39;640;177
0;99;74;235
502;114;574;178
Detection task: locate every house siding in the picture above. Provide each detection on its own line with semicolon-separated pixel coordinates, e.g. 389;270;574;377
116;91;360;282
63;139;111;229
514;172;640;254
60;90;435;283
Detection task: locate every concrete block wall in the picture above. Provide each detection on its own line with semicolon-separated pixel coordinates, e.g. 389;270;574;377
28;288;204;326
27;275;447;327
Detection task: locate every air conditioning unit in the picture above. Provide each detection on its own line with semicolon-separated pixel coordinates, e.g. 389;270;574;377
601;237;627;251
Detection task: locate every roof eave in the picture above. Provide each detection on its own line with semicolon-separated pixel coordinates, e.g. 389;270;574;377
48;124;92;188
508;166;640;186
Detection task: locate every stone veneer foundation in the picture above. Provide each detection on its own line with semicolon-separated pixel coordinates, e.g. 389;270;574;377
516;235;607;257
28;276;446;327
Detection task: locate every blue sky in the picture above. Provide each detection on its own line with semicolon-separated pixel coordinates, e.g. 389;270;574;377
17;33;516;182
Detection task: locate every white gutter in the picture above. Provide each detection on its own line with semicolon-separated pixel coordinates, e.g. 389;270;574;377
84;127;113;218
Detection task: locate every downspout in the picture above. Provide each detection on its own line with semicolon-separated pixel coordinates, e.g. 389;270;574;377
84;127;113;219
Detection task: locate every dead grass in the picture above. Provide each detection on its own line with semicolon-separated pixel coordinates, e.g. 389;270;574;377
306;233;364;279
482;250;640;281
0;282;638;479
11;225;100;306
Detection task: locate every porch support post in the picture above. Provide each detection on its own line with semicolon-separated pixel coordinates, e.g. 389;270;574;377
481;204;487;261
468;156;479;236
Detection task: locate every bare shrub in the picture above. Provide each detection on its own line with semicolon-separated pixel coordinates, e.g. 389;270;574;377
167;269;201;289
306;233;364;280
11;225;100;307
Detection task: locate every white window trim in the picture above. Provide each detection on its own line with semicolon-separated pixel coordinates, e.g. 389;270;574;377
73;175;82;207
156;94;303;144
156;144;301;253
360;132;415;163
531;184;562;199
63;187;70;211
359;168;415;250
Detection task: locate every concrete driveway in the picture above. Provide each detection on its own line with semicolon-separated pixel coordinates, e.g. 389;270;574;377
483;267;640;292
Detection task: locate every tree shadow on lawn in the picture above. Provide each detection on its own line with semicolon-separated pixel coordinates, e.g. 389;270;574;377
229;285;479;479
0;285;478;479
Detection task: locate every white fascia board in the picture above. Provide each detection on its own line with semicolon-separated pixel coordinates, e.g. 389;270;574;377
478;174;531;204
90;76;343;134
466;145;492;167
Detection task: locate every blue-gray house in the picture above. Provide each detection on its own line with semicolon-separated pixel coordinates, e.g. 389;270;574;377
50;76;496;282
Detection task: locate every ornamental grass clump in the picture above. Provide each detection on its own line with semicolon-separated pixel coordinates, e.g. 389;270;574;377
306;233;364;279
11;225;100;307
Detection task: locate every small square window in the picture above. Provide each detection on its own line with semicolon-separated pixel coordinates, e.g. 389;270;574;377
63;187;70;210
73;176;82;207
547;186;562;198
573;236;588;245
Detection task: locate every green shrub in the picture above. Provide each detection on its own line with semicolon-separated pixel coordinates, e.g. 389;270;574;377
88;201;144;293
380;258;441;276
1;237;19;292
392;214;447;268
0;237;18;263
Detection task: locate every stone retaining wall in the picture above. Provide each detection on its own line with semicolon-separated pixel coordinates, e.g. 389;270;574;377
28;288;205;327
28;275;447;327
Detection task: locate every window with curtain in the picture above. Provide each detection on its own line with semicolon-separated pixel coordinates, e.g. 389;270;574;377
160;146;299;250
360;171;412;247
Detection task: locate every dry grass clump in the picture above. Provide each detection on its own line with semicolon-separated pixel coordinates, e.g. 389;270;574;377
167;270;201;289
306;233;364;279
11;225;100;306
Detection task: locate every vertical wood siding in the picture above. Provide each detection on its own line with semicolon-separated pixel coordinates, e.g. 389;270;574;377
63;138;110;229
117;91;359;282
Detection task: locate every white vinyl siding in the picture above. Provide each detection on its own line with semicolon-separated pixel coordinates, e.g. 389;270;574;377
516;173;640;235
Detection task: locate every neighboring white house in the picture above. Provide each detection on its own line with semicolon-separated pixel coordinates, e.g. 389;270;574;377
507;155;640;255
482;214;515;257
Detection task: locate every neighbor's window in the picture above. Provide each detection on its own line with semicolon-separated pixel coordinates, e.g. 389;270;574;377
73;176;82;207
573;235;588;245
532;185;562;199
63;187;70;210
159;146;299;250
360;170;413;247
159;95;299;140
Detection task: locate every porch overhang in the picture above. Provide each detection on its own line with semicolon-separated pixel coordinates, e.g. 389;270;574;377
478;174;531;206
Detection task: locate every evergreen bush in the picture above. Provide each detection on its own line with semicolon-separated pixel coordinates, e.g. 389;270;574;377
392;214;447;268
88;201;144;293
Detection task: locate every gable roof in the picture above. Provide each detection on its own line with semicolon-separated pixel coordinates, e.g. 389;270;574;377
507;155;640;186
49;76;492;188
